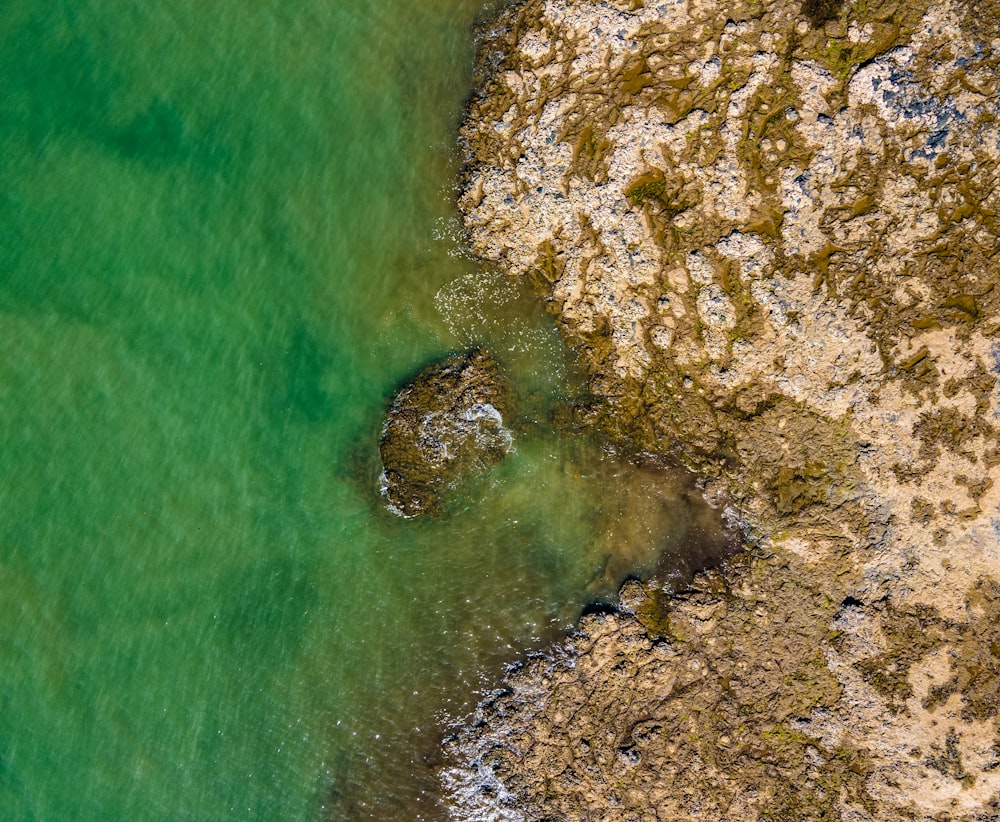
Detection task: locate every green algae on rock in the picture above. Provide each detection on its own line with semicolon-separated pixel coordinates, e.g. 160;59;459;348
379;348;513;517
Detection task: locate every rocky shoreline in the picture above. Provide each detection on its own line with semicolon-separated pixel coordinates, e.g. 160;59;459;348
439;0;1000;818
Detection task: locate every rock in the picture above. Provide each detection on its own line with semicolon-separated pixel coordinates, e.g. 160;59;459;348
379;348;513;517
441;0;1000;818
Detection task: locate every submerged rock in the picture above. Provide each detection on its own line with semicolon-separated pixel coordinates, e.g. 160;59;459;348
379;348;513;517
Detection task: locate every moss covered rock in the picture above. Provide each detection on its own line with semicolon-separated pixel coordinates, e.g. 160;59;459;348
379;348;513;517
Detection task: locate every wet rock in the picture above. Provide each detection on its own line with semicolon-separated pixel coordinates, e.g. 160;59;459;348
379;348;513;517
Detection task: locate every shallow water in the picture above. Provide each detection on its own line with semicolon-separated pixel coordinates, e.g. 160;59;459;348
0;3;731;819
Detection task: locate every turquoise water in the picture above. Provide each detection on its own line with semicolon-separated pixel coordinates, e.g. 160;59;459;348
0;3;730;819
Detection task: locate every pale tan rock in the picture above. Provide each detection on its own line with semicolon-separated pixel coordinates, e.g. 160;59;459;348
443;0;1000;818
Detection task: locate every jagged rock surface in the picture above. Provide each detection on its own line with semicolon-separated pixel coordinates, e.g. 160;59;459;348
441;0;1000;818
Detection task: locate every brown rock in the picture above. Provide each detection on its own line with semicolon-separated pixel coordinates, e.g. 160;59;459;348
440;0;1000;818
379;348;513;517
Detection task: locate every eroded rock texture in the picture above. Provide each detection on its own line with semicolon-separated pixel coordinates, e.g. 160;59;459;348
379;348;513;517
442;0;1000;818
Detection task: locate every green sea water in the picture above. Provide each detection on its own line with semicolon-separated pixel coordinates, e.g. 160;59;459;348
0;2;732;819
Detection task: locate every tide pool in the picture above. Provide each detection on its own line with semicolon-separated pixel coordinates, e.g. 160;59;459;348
0;2;729;819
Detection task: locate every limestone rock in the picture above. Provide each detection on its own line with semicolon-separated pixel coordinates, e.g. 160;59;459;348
441;0;1000;818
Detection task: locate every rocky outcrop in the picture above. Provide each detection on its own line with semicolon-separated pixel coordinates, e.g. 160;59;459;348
441;0;1000;818
379;348;513;517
